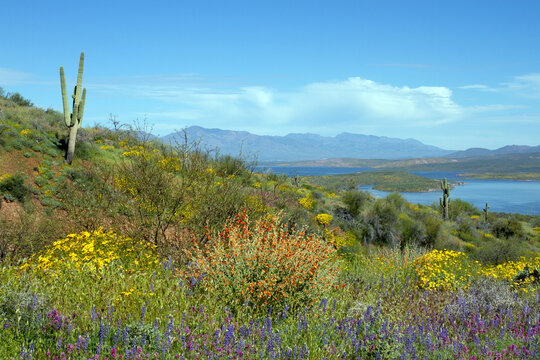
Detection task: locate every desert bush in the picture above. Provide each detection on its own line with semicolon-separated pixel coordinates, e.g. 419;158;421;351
0;173;30;202
184;209;339;315
455;215;479;243
6;92;33;107
470;238;528;265
362;199;400;247
115;140;214;248
399;214;427;247
449;199;480;220
342;190;370;218
54;164;122;230
492;216;524;239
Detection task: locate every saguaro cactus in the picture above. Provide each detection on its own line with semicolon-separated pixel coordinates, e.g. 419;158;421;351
439;178;450;220
60;52;86;164
483;202;489;222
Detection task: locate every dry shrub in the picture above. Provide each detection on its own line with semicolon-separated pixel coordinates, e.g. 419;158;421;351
184;209;339;315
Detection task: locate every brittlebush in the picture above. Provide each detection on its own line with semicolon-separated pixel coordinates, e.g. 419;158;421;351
184;209;339;314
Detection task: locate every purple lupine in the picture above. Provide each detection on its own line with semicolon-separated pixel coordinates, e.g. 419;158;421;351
140;304;146;325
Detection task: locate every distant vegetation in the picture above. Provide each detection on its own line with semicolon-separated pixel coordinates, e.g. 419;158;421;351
458;172;540;181
276;153;540;175
304;171;456;192
0;92;539;358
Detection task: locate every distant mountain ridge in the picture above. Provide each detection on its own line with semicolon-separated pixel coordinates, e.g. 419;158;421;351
446;145;540;158
160;126;453;162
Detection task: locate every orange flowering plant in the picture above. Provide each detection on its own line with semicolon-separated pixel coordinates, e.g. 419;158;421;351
184;209;340;314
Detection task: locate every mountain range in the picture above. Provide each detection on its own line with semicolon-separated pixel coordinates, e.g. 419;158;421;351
159;126;540;162
161;126;452;161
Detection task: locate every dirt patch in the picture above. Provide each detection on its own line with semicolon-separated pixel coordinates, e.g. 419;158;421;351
0;200;24;221
0;150;45;179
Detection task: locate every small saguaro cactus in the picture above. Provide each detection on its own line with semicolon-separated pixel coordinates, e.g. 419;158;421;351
439;178;450;220
483;202;489;222
60;52;86;164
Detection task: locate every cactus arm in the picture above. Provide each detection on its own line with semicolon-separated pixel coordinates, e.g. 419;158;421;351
71;85;79;125
77;88;86;125
60;67;72;127
74;52;84;101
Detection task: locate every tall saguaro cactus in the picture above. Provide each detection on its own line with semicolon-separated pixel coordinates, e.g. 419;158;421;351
483;202;489;222
439;178;450;220
60;52;86;164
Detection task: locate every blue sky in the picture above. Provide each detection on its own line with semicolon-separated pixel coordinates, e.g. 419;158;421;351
1;0;539;150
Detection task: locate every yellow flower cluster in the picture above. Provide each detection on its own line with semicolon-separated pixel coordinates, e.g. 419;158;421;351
20;228;159;274
159;156;182;172
20;129;31;136
298;195;313;209
99;145;115;150
481;256;540;291
316;213;333;226
0;173;11;183
121;146;145;157
414;250;475;291
414;250;540;292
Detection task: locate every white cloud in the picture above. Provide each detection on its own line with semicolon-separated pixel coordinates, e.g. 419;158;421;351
0;68;34;85
92;76;465;135
459;84;489;90
504;73;540;98
461;73;540;98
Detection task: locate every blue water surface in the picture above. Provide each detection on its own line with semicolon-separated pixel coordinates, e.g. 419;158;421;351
255;166;540;215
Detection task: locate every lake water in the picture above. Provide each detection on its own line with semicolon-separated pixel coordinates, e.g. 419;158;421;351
255;166;540;215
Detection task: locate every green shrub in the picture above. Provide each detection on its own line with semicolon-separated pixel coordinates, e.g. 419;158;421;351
6;92;33;107
342;190;370;218
449;199;480;220
469;237;526;265
492;216;524;239
0;173;29;202
362;199;400;246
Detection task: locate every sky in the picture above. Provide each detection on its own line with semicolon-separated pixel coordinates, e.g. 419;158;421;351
1;0;540;150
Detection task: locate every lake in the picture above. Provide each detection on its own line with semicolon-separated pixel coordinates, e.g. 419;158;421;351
255;166;540;215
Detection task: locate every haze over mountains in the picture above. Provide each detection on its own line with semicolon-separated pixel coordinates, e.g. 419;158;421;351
160;126;540;162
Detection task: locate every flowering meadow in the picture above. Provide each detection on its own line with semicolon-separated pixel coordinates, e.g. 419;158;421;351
1;216;539;360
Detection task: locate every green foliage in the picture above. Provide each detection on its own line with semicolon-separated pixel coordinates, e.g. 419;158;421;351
362;199;400;246
342;189;370;218
0;173;29;202
449;198;480;220
399;213;427;247
305;171;443;192
3;92;33;107
469;237;527;265
492;216;524;239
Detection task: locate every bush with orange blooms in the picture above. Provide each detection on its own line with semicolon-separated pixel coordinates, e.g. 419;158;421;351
184;209;340;314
